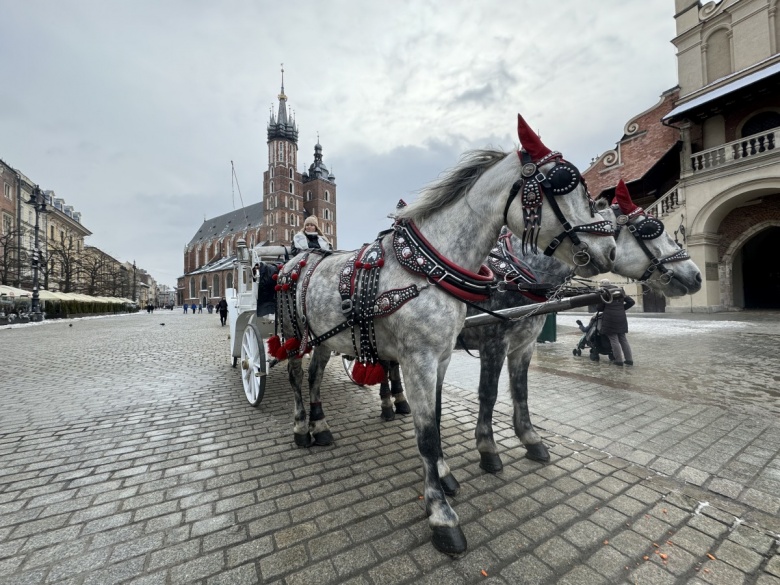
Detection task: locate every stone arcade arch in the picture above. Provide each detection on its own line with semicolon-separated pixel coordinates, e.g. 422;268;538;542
721;221;780;309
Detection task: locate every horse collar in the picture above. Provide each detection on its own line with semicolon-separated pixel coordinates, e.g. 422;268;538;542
393;220;494;302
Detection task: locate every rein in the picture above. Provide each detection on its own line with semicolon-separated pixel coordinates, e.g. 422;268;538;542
612;204;691;283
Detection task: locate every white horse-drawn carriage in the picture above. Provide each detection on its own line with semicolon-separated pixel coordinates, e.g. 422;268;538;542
226;240;288;407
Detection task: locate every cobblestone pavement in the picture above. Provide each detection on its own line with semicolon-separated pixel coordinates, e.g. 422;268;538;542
0;311;778;585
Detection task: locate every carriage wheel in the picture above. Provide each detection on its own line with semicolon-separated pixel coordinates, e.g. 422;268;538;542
341;355;365;387
240;323;267;407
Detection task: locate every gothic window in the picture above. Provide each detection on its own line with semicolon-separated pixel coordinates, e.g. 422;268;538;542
278;142;283;162
190;277;196;298
705;28;731;84
226;273;234;290
289;168;293;178
3;183;9;199
270;167;274;178
213;275;220;297
324;190;330;202
741;111;780;138
289;182;294;194
270;228;275;242
323;208;330;220
307;191;312;201
270;181;274;193
201;275;208;292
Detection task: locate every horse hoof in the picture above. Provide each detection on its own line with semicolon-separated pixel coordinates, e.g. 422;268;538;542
439;474;460;497
525;443;550;462
394;400;411;415
479;452;503;474
313;430;333;446
431;525;467;556
294;433;312;448
381;406;395;421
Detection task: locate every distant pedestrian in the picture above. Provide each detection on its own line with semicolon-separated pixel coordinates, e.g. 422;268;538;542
217;297;228;326
183;303;188;314
596;279;635;366
198;304;203;314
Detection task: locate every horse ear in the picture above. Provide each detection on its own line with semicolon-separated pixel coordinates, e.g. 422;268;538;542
517;114;552;163
615;179;640;215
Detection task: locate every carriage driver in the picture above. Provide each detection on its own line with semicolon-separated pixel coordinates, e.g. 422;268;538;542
291;216;332;256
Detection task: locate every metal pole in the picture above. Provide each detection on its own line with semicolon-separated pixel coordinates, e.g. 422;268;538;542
462;289;623;329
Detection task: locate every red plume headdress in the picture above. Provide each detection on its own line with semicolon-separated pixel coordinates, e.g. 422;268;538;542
614;179;641;216
517;114;558;164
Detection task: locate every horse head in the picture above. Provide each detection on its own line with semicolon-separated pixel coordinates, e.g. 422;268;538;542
510;114;616;277
596;180;702;297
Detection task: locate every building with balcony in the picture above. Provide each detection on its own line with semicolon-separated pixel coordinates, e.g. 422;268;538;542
584;0;780;312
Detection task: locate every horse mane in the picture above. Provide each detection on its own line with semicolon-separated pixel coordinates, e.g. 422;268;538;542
396;149;508;223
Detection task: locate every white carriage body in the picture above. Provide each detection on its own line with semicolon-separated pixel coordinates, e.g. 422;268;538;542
227;243;289;360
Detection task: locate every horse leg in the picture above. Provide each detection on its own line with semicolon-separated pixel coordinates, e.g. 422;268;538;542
507;344;550;462
435;356;459;497
475;334;509;474
307;346;333;446
401;354;466;555
288;358;312;447
389;362;411;414
378;360;395;421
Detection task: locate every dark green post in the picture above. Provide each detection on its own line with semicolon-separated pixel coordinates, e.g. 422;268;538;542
536;313;557;343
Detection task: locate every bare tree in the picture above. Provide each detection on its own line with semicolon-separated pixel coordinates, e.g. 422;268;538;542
47;235;80;293
79;248;108;296
0;225;24;286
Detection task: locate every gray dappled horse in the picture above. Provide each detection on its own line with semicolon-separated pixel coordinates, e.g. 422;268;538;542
386;179;703;475
271;115;616;555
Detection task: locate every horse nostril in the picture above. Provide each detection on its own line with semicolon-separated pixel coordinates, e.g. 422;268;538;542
696;273;702;283
609;248;616;262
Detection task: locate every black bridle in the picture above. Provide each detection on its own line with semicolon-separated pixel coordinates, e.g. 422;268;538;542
503;150;613;264
611;204;691;283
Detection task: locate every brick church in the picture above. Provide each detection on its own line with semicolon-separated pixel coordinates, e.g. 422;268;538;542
177;72;338;307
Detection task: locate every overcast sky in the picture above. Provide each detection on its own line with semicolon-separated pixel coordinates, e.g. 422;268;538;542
1;1;679;288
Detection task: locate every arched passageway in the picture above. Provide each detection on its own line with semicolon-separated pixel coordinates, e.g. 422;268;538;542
742;226;780;308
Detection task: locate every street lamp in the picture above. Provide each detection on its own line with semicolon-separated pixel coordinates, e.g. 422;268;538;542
29;186;47;322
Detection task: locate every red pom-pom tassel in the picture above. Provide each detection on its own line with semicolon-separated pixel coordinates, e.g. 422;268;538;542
274;285;281;291
272;273;278;281
299;260;306;267
355;261;363;269
282;283;290;291
351;361;366;385
266;335;282;357
363;363;387;386
283;337;299;354
377;259;384;267
291;272;299;281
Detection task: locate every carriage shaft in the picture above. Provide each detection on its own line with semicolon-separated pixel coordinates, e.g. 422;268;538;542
462;290;623;328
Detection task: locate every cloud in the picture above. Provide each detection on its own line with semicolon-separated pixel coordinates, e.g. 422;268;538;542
0;0;677;287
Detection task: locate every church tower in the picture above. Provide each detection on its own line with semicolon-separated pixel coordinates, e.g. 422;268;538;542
302;138;338;248
263;67;304;246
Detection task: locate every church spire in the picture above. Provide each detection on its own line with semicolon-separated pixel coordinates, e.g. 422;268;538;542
267;64;298;143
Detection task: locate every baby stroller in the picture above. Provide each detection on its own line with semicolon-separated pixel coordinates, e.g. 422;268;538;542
572;312;614;362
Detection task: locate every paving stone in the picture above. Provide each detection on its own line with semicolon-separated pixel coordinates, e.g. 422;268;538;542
500;553;554;584
169;551;225;584
714;539;763;573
